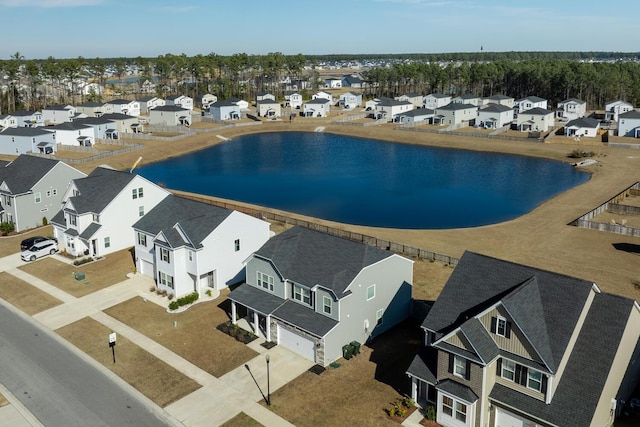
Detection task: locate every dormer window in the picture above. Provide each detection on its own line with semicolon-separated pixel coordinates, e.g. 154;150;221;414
491;315;511;338
293;284;311;305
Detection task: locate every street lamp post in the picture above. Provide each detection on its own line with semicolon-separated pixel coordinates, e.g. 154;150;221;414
266;354;271;406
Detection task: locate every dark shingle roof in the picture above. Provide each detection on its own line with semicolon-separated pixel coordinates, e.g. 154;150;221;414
489;293;635;426
75;117;115;126
559;98;585;104
272;300;339;337
210;100;239;108
406;348;438;384
50;209;65;227
0;127;53;137
459;318;499;364
79;222;102;240
518;96;546;103
377;99;412;107
399;109;434;117
77;101;105;107
306;98;330;105
132;195;232;249
437;103;477;111
486;94;513;101
427;93;450;99
105;99;133;105
480;104;512;113
10;110;38;117
523;107;552;115
422;252;593;374
618;110;640;119
69;166;136;214
227;284;285;315
100;113;137;120
0;155;61;194
51;122;92;131
565;117;599;128
254;226;391;297
437;379;479;403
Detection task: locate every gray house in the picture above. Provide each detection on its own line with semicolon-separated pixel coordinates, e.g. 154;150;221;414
407;251;640;427
149;106;191;126
227;226;413;366
0;127;56;155
206;100;242;121
10;110;44;127
0;155;85;231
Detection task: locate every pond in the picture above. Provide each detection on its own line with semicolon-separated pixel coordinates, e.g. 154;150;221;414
136;132;590;229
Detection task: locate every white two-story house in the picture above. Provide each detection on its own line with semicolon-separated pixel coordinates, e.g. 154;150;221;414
133;195;271;298
516;107;554;132
51;166;170;258
605;100;633;122
556;98;586;121
424;93;452;110
514;96;547;117
375;98;414;122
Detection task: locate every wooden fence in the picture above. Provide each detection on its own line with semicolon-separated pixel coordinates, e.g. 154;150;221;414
173;191;459;265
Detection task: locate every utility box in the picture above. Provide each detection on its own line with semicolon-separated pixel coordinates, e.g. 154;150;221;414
75;272;86;281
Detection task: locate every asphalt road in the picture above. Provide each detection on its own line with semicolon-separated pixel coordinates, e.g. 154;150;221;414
0;302;175;427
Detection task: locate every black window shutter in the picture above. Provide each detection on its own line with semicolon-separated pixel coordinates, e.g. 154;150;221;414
448;353;454;374
519;366;528;386
490;316;497;333
465;360;471;381
541;375;548;394
496;358;502;376
505;321;512;338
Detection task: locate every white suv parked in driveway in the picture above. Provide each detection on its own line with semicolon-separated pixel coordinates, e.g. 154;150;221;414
21;239;58;261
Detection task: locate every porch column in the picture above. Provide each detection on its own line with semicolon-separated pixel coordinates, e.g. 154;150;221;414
231;301;237;325
265;315;271;342
253;311;259;336
411;377;418;402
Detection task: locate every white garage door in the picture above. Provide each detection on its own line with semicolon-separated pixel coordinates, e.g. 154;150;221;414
140;259;155;278
495;406;525;427
278;325;315;362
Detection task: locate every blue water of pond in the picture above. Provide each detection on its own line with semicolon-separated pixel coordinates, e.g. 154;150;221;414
136;132;590;229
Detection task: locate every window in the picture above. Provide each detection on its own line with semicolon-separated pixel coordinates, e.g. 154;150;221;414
132;188;138;199
137;187;144;198
69;214;77;226
234;239;240;252
366;284;376;301
501;359;516;381
454;355;466;378
34;192;41;203
455;401;467;423
188;250;193;261
293;284;311;305
528;369;543;392
442;396;453;417
257;272;274;291
104;237;110;248
92;214;100;223
138;205;144;217
159;272;174;289
323;296;332;314
137;233;147;247
376;309;384;326
491;315;511;338
160;247;170;263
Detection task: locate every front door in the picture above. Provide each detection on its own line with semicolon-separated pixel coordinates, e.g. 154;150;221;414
207;271;215;289
91;239;97;257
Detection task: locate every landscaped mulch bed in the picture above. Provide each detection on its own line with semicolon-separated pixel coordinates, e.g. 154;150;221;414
217;321;258;344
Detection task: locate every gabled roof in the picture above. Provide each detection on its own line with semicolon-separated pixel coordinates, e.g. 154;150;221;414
565;117;599;129
0;155;64;194
437;103;477;111
10;110;39;117
489;292;636;427
341;75;364;84
43;104;73;111
165;94;185;101
132;195;233;249
68;166;136;214
522;107;552;116
211;100;240;108
399;92;421;98
399;109;434;117
455;93;479;100
558;98;585;105
306;98;330;105
485;94;513;101
106;98;134;105
75;117;115;126
253;226;391;297
422;252;593;374
377;98;412;107
150;105;188;112
618;109;640;120
100;113;138;120
479;104;512;113
77;101;105;108
256;99;279;105
51;122;92;131
517;96;546;103
0;127;53;137
137;96;157;102
426;93;450;99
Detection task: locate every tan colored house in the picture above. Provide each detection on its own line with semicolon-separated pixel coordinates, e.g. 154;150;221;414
407;251;640;427
256;99;281;118
434;103;478;126
516;107;554;132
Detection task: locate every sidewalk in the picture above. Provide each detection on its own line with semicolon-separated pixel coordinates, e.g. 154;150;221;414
1;255;308;426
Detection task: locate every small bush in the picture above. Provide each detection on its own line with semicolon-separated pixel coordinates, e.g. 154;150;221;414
0;222;15;235
205;289;212;297
568;149;595;159
402;396;415;408
42;216;48;226
149;285;156;292
168;292;199;311
167;293;174;300
425;404;436;421
73;257;93;266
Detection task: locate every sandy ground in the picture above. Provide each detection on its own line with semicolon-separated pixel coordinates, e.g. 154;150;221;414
20;118;640;301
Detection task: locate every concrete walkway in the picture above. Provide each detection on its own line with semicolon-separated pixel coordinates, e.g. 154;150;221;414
0;255;311;426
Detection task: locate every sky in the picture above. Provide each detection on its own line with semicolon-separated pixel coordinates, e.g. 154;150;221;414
2;0;640;60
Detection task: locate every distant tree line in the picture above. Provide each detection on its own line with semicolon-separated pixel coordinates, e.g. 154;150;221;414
1;51;640;113
362;59;640;109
